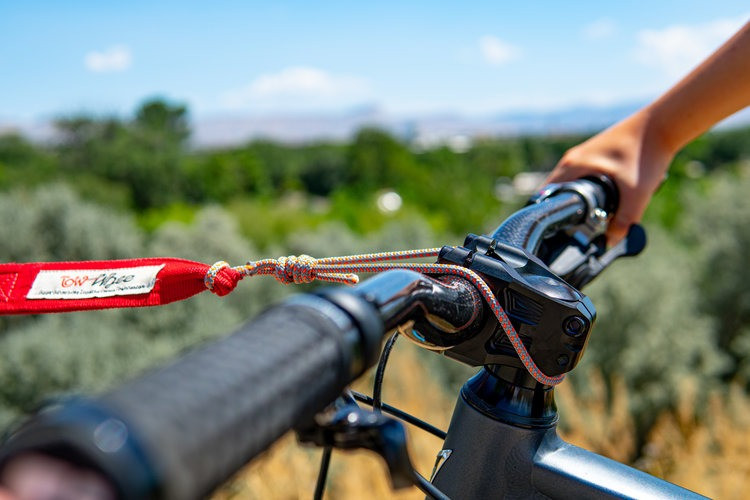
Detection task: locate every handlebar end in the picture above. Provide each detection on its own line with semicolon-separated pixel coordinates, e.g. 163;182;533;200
582;174;619;216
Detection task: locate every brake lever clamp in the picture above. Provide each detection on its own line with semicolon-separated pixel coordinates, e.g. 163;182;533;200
559;223;647;289
529;175;618;244
528;176;646;289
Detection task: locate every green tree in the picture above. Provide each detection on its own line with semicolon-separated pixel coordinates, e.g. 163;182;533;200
298;144;347;196
182;149;268;202
571;228;728;435
346;128;417;191
55;98;190;210
687;170;750;381
0;134;58;188
134;99;190;144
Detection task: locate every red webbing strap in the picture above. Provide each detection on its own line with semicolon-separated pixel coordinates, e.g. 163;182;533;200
0;258;243;315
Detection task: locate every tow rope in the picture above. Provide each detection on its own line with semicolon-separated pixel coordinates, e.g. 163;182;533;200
0;249;564;385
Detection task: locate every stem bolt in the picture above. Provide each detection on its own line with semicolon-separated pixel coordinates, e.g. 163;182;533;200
563;316;587;338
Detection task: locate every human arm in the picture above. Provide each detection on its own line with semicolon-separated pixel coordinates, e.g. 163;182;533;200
545;20;750;243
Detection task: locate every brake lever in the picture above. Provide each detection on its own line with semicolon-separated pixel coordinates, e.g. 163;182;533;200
296;394;415;489
557;224;647;289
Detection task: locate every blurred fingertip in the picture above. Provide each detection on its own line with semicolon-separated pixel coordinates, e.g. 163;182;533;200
606;219;630;247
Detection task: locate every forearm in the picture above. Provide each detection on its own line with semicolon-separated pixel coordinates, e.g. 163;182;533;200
647;21;750;155
545;20;750;243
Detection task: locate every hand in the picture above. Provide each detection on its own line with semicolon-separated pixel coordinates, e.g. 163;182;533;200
547;21;750;245
0;453;115;500
544;108;674;244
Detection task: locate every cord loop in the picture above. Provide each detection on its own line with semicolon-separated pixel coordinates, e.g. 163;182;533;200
204;261;230;291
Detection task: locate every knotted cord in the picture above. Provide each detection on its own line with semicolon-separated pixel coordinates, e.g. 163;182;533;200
0;247;563;385
204;248;564;386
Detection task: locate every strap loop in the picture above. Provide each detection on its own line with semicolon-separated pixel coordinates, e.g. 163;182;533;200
204;261;230;291
204;261;244;297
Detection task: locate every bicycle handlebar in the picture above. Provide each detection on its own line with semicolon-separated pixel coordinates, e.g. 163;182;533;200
491;175;616;253
492;192;585;252
0;295;383;499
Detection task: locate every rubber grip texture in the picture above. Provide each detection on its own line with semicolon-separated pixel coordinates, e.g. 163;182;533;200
493;192;585;249
101;302;359;499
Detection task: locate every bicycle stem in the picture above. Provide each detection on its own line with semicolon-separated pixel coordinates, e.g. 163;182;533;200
351;269;484;348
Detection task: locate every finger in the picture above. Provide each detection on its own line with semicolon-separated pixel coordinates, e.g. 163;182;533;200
606;217;630;247
606;196;647;247
542;166;587;185
0;489;18;500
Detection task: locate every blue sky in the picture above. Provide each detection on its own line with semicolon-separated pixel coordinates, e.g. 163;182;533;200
1;1;748;121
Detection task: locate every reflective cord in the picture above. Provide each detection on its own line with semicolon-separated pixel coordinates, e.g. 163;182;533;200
206;248;564;386
204;248;444;289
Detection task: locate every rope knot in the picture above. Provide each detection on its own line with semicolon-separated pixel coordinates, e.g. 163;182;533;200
204;261;243;296
274;255;317;284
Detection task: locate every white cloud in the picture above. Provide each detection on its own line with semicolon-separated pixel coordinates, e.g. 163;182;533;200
84;45;132;73
583;18;617;40
479;35;520;65
634;14;748;78
220;66;372;111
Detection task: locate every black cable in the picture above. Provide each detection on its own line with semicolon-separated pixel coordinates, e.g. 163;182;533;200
414;469;451;500
351;391;447;440
313;446;333;500
372;331;399;412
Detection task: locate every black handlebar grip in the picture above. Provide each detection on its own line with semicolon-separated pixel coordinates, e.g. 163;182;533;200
491;191;586;250
0;293;383;499
490;176;618;252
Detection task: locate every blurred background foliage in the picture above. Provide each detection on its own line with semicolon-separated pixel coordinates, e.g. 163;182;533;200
2;98;750;497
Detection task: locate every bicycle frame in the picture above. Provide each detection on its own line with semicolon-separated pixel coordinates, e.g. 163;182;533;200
341;266;704;499
340;178;705;498
320;270;705;499
431;369;702;499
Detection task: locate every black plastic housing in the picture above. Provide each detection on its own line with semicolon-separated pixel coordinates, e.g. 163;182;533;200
438;234;596;377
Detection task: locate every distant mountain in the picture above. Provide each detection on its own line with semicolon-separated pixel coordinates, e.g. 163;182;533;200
3;102;749;148
190;102;648;148
490;103;646;135
0;120;58;144
191;106;388;147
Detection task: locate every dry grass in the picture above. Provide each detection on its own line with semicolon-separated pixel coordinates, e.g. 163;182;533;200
214;345;750;499
555;371;636;464
636;383;750;499
557;376;750;499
